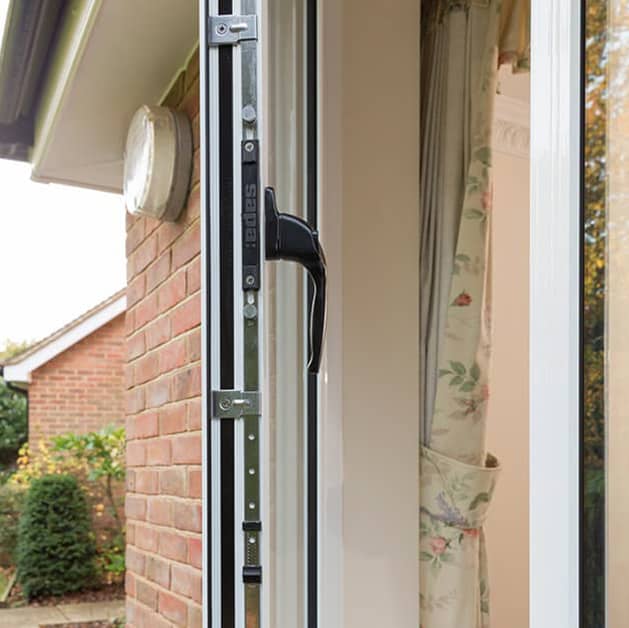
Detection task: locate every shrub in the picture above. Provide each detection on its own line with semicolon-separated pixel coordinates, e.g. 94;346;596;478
0;378;27;467
0;482;25;566
17;474;96;598
53;425;125;533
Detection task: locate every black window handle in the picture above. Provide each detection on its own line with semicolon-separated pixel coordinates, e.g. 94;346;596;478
265;187;327;373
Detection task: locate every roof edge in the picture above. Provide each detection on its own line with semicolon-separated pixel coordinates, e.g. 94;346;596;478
2;290;126;385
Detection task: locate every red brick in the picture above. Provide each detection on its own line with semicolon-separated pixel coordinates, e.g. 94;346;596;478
126;546;146;575
129;412;158;439
159;591;188;625
172;223;200;270
135;353;160;385
188;603;202;628
127;220;146;256
135;525;159;552
126;74;203;610
128;599;171;628
135;469;159;494
147;251;171;293
124;363;135;390
125;309;135;336
128;275;146;308
157;221;185;254
127;332;145;361
187;398;201;430
127;440;146;467
133;234;158;276
172;433;202;465
126;495;147;520
134;292;159;330
146;378;170;408
185;187;200;224
171;365;201;401
125;387;145;415
158;270;187;314
127;521;136;544
136;578;158;610
160;468;187;496
146;317;171;350
125;571;136;598
188;536;202;569
159;338;187;374
172;564;202;603
188;468;201;498
190;152;200;191
186;328;201;362
174;501;202;532
146;555;171;589
160;404;187;435
147;438;171;465
172;295;201;337
27;315;126;447
147;497;173;526
187;257;201;295
159;530;188;562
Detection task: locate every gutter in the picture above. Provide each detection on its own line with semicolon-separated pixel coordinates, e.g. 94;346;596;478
0;0;66;161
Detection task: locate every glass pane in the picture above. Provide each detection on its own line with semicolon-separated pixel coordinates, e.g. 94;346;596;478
583;1;629;625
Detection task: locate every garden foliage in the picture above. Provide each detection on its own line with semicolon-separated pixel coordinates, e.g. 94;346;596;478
17;474;97;598
0;482;25;566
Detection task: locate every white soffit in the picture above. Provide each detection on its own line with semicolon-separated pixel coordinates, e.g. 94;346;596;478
2;293;126;385
31;0;198;193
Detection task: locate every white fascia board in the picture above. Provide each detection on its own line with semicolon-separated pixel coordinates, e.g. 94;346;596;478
3;294;126;385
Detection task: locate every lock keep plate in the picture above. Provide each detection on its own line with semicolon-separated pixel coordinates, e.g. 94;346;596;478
208;15;258;46
212;390;260;419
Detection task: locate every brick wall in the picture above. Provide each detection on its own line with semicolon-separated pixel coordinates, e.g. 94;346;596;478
124;50;202;628
28;313;126;446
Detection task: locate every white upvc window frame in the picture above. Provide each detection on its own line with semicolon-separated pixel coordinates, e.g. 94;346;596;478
530;0;581;626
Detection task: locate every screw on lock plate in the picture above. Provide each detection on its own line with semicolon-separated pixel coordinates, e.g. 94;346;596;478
212;391;261;419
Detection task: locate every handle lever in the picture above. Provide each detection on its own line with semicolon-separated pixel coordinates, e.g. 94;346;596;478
265;187;327;373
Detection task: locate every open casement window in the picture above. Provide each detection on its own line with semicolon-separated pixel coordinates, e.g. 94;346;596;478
199;0;420;627
200;1;325;626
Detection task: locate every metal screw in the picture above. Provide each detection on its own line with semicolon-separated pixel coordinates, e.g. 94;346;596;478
244;142;255;153
242;105;257;123
245;274;255;285
248;501;255;509
219;398;232;411
244;303;257;320
248;468;256;475
248;433;255;441
216;23;228;35
248;537;256;545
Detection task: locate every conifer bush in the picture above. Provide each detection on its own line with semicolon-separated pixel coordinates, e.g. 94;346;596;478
17;474;96;598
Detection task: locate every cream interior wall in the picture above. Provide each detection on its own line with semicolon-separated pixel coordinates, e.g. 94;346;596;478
338;0;420;626
486;74;530;628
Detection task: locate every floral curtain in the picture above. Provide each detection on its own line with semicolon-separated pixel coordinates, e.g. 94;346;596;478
419;1;529;626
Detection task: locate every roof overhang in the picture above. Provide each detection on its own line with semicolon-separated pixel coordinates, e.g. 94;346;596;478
2;291;126;386
0;0;66;161
0;0;198;191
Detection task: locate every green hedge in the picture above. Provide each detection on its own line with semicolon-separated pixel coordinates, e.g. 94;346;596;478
17;474;96;598
0;483;25;566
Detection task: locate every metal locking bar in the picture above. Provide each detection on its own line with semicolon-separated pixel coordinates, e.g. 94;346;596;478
208;15;258;46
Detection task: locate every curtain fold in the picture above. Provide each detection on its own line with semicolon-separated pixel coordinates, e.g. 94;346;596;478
419;1;529;626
